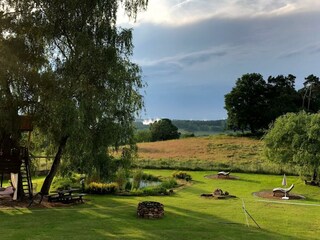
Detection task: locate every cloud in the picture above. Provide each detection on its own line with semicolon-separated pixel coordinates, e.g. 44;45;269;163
137;47;228;77
279;42;320;58
118;0;320;26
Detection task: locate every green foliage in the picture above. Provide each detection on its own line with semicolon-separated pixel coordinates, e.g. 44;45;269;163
141;173;160;181
172;120;226;133
133;158;300;175
132;169;143;189
115;168;128;190
266;74;300;123
180;132;195;138
86;182;118;194
225;73;268;133
149;119;180;141
264;112;320;181
141;186;168;196
160;178;178;189
172;171;192;181
134;129;152;142
52;173;83;190
301;74;320;112
225;73;302;134
0;0;148;194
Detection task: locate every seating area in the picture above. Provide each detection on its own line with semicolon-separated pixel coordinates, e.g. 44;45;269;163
273;184;294;197
217;171;230;178
47;189;86;204
48;189;86;203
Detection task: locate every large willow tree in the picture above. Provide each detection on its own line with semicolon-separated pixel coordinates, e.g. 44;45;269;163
264;112;320;182
0;0;148;194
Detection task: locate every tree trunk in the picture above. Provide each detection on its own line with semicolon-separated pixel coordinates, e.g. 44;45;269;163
40;136;69;195
312;167;318;182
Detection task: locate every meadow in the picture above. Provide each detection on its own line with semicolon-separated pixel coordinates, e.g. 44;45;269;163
135;135;299;175
1;170;320;239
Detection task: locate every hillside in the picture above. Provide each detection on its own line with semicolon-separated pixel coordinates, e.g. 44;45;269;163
137;135;261;162
134;135;295;174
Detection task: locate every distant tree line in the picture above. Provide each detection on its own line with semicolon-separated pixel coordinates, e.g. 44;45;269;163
172;120;226;132
224;73;320;134
135;119;180;142
134;119;227;143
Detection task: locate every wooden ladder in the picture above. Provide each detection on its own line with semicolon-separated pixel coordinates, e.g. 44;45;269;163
20;148;33;199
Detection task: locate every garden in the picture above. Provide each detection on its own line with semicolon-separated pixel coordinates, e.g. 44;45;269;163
1;170;320;240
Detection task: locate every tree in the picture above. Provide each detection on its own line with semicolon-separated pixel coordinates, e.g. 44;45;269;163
1;0;148;194
224;73;268;134
301;74;320;112
266;74;300;123
149;119;180;142
264;112;320;182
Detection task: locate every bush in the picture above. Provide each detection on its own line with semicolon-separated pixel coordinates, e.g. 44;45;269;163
115;168;128;190
181;133;195;138
52;173;84;190
141;173;160;182
160;178;178;189
132;169;143;189
142;186;168;196
86;182;118;194
172;171;192;181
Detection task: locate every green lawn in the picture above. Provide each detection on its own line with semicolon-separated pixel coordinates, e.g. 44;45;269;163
0;170;319;240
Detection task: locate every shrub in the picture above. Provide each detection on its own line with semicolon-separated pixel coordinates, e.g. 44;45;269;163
160;178;178;189
172;171;192;181
129;188;144;196
181;132;195;138
141;173;160;182
132;169;143;189
86;182;118;194
115;168;128;190
52;173;84;190
125;181;132;191
142;186;168;196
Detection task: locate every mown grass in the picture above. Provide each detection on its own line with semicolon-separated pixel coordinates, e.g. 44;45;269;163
135;135;298;175
0;170;320;239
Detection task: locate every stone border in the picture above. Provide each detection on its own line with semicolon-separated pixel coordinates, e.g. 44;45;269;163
253;190;306;200
204;174;239;180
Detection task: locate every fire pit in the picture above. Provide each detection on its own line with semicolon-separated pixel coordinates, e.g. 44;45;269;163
137;201;164;219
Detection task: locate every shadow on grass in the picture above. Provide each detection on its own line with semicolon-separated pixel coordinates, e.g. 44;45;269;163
0;195;303;240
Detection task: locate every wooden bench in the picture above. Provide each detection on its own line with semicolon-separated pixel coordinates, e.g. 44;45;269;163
61;193;86;203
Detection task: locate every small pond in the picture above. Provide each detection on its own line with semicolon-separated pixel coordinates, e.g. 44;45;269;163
129;179;162;189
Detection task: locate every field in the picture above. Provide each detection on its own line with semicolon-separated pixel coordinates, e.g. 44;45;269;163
137;135;261;162
1;170;320;239
135;135;297;174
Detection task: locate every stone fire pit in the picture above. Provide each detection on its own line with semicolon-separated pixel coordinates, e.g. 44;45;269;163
137;201;164;219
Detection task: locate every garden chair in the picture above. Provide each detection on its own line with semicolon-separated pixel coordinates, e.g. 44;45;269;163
217;171;230;176
273;184;294;197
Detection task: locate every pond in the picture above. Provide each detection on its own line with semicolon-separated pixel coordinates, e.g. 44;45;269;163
129;178;162;189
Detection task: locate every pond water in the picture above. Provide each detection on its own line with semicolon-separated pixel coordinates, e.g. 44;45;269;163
129;178;162;189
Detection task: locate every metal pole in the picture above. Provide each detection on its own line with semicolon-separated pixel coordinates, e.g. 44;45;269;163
242;199;249;227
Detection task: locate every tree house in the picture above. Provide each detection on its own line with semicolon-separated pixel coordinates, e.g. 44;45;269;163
0;116;34;200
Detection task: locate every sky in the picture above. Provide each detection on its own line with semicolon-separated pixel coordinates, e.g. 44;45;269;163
119;0;320;120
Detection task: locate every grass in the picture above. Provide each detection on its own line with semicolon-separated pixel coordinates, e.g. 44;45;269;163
137;135;262;162
1;170;320;239
135;135;298;174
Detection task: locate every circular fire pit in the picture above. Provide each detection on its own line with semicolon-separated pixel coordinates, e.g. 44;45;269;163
137;201;164;219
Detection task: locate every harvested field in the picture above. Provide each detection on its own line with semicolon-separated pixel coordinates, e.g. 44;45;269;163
137;135;262;163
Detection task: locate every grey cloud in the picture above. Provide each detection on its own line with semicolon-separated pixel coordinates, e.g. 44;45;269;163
140;48;228;77
279;43;320;58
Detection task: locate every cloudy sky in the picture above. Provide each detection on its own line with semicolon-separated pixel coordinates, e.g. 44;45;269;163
120;0;320;120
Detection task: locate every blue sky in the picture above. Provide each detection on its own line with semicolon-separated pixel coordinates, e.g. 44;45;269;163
120;0;320;120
